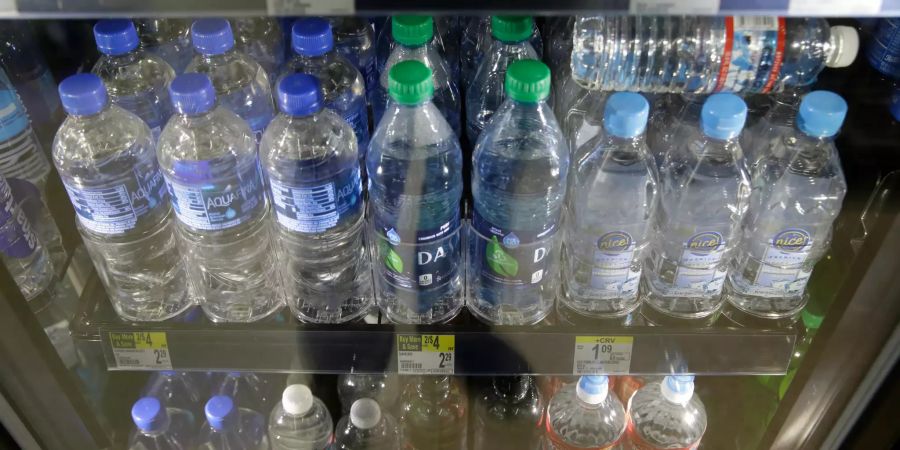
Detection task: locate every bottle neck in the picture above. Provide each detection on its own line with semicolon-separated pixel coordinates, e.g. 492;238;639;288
696;132;741;160
416;376;451;400
196;48;237;64
104;50;142;66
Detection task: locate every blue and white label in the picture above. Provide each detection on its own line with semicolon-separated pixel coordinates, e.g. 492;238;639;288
64;167;168;235
270;167;362;233
742;228;814;297
716;17;785;94
338;103;371;154
0;177;38;258
590;231;640;297
374;212;461;291
474;210;558;287
657;230;729;296
0;87;50;184
166;161;265;231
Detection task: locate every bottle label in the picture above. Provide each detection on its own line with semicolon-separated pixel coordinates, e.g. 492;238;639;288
63;165;168;236
0;88;51;184
715;17;786;94
655;230;729;296
473;210;558;287
373;212;461;291
741;228;814;296
340;104;371;152
0;177;39;258
626;418;700;450
165;160;265;231
269;167;362;234
589;230;641;298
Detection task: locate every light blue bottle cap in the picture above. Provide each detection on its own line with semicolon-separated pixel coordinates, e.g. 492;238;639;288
701;93;747;140
93;20;139;56
205;395;237;431
58;74;108;116
132;397;167;433
191;19;235;56
661;375;695;405
797;91;848;138
169;73;216;115
604;92;650;138
576;375;610;404
292;18;334;57
277;74;323;117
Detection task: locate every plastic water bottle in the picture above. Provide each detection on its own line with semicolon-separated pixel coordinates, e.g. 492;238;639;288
92;20;175;141
740;87;809;170
562;93;658;319
560;85;607;154
214;372;274;414
375;16;460;89
54;74;191;321
571;17;859;93
367;60;464;324
866;18;900;80
269;384;334;450
334;398;401;450
261;74;372;323
0;174;52;299
187;19;275;141
329;17;377;97
646;94;707;169
374;16;461;137
231;17;285;75
460;16;543;90
279;18;370;162
473;376;544;450
400;376;468;450
142;371;203;425
544;376;626;450
641;94;750;324
338;373;401;415
158;73;281;322
625;376;707;450
197;395;269;450
134;19;193;74
469;60;568;326
724;91;848;321
128;397;194;450
465;16;541;144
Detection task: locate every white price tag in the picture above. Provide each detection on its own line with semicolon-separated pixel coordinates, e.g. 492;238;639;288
789;0;882;14
630;0;719;14
573;336;634;375
397;334;455;375
266;0;354;15
109;332;172;370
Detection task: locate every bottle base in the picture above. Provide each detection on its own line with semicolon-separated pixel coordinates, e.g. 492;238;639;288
377;286;464;325
722;285;808;321
112;294;195;322
559;285;642;320
720;301;801;329
467;298;552;326
556;300;643;327
639;301;722;328
201;302;284;323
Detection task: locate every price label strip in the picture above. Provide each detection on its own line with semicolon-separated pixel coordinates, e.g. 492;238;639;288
108;332;172;370
573;336;634;375
397;334;455;375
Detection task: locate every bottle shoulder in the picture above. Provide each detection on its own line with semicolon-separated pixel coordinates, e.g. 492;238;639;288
260;113;358;169
92;53;175;93
157;108;256;163
54;107;154;165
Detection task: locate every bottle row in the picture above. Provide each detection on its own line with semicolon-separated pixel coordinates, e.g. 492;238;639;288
129;371;706;450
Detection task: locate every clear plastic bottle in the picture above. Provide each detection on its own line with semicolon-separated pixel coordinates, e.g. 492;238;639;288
544;376;627;450
562;93;658;319
0;174;52;299
158;73;281;322
187;19;275;141
646;94;707;170
374;16;461;137
214;372;274;415
329;17;378;97
231;17;285;75
375;16;460;90
92;19;175;140
279;18;370;163
460;16;543;90
641;94;750;323
724;91;848;320
337;373;401;415
268;384;334;450
197;395;269;450
400;376;468;450
134;19;193;74
625;376;707;450
128;397;194;450
571;17;859;93
465;16;540;144
142;370;203;426
54;73;190;321
334;398;401;450
469;60;568;326
560;85;607;155
473;376;544;450
740;86;809;170
261;74;372;323
367;60;464;324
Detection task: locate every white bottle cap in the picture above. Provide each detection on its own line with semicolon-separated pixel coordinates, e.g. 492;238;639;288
660;375;694;405
350;398;381;430
282;384;314;416
576;375;610;405
826;26;859;68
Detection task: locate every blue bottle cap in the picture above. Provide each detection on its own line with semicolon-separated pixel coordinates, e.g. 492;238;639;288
277;74;323;117
701;93;747;140
292;18;334;57
205;395;237;431
604;92;650;138
169;73;216;115
93;20;139;56
797;91;848;138
58;74;108;116
131;397;167;433
191;19;235;55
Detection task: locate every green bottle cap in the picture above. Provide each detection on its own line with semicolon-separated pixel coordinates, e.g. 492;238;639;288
505;59;551;103
388;60;434;105
392;16;433;47
491;16;533;43
801;307;824;331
